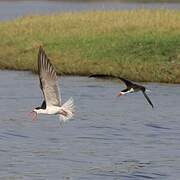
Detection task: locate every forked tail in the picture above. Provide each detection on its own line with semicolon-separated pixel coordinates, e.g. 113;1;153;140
59;98;75;122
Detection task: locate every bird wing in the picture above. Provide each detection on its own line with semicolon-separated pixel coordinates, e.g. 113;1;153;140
38;47;61;107
89;75;135;90
89;74;134;87
89;74;116;79
142;91;154;108
118;77;134;87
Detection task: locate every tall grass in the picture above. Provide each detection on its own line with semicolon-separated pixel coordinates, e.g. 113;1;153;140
0;9;180;82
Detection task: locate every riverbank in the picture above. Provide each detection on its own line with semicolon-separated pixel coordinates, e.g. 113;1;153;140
0;9;180;83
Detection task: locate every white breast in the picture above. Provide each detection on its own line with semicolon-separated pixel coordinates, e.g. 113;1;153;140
46;106;61;115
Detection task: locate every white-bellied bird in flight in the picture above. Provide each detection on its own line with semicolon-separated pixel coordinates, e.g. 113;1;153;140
31;47;75;122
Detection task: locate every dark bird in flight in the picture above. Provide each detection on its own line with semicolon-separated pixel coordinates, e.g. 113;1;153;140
89;74;154;108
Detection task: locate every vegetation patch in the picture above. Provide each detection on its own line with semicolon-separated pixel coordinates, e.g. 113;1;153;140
0;9;180;83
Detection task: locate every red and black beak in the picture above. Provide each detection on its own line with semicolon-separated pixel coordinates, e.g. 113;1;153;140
30;111;38;121
117;92;125;97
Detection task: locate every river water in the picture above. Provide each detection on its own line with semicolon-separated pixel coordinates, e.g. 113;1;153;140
0;71;179;179
1;0;180;21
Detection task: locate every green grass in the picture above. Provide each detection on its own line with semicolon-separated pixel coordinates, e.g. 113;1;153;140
0;9;180;83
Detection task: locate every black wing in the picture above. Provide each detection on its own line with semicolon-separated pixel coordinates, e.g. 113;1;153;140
89;74;116;79
118;77;134;87
90;75;136;89
142;91;154;108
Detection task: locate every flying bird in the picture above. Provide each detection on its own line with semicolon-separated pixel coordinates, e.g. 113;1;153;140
89;74;154;108
31;47;75;122
117;77;154;108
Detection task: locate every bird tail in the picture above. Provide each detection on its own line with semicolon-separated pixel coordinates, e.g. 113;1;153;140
59;98;75;122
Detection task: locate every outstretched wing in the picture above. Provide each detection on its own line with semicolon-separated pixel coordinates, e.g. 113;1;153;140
118;77;134;88
142;91;154;108
89;74;116;79
38;47;61;107
89;74;135;89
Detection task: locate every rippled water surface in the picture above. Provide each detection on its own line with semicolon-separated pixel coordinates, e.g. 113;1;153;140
1;0;180;21
0;71;180;179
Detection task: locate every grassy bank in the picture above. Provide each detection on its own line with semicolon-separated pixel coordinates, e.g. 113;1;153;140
0;10;180;83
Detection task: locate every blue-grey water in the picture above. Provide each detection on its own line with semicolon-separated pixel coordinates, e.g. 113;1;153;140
1;0;180;21
0;70;180;179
